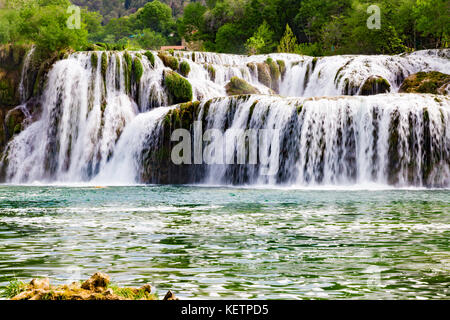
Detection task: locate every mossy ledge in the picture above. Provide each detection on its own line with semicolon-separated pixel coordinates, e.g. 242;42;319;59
163;70;193;104
399;71;449;94
4;272;178;301
225;77;260;96
158;51;179;70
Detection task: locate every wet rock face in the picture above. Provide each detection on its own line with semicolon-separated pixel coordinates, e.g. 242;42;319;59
399;71;450;94
360;76;391;95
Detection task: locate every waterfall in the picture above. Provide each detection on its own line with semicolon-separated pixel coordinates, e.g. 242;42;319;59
18;46;35;103
1;49;449;187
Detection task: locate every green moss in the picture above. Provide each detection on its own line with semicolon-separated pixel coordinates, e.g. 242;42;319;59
133;57;143;84
311;57;318;72
191;52;196;62
266;58;280;81
164;70;193;104
360;76;391;95
206;64;216;81
179;61;191;77
158;52;179;70
91;52;98;69
276;60;286;77
124;52;133;94
144;51;155;67
400;71;450;94
2;279;28;298
225;77;260;96
108;284;157;301
101;52;108;83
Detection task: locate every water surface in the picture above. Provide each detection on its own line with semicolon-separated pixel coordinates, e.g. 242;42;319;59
0;185;448;299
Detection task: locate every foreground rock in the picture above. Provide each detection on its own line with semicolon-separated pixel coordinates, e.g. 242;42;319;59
400;71;449;94
7;272;178;301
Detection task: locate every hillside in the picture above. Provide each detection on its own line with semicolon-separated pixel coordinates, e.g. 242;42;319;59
72;0;200;22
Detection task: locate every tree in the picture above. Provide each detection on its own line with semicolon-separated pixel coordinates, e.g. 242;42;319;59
413;0;449;48
245;21;275;55
178;2;207;41
215;22;247;53
135;0;173;34
277;24;298;53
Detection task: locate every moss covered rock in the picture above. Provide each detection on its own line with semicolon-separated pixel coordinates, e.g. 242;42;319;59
205;64;216;81
225;77;260;96
133;57;144;83
6;272;174;300
5;107;26;138
360;76;391;95
179;61;191;77
399;71;449;94
158;51;179;70
144;51;155;67
256;62;272;89
164;70;193;104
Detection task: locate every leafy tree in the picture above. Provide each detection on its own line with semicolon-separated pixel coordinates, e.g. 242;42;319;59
413;0;449;48
277;24;298;53
245;21;275;55
135;0;173;34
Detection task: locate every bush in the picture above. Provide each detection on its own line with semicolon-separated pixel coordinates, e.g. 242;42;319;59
164;70;193;104
179;61;191;77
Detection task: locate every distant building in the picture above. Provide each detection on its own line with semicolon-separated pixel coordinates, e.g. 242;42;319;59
160;45;186;51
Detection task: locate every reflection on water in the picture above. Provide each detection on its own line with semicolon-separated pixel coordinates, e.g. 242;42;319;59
0;185;449;299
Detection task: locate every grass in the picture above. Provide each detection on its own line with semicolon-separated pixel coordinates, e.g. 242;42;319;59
2;279;28;298
107;284;158;300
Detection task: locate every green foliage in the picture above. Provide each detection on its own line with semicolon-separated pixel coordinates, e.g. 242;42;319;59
2;279;28;298
277;24;298;53
179;61;191;77
144;51;155;67
245;21;275;55
164;70;193;104
1;0;447;59
215;23;247;54
295;43;323;56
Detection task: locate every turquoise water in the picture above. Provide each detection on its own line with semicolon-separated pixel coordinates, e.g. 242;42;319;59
0;185;449;299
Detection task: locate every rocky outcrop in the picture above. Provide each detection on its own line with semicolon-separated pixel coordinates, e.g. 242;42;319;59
8;272;178;300
225;77;260;95
399;71;449;94
360;76;391;95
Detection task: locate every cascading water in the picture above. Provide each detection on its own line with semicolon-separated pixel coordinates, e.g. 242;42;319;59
1;49;449;186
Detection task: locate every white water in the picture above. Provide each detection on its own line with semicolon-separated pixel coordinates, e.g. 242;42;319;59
1;49;449;186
